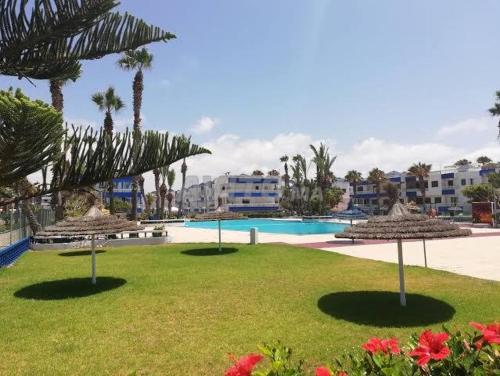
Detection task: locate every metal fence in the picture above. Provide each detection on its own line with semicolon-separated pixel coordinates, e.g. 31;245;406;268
0;207;55;249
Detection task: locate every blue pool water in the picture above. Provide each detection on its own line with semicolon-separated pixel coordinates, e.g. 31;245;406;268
185;218;347;235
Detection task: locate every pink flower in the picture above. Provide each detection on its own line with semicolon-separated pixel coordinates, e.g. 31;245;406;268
409;330;450;366
362;337;400;355
225;354;263;376
316;367;332;376
470;322;500;349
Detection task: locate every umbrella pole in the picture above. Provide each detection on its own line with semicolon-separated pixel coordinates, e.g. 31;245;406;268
91;234;96;285
397;239;406;306
423;239;428;268
218;219;222;252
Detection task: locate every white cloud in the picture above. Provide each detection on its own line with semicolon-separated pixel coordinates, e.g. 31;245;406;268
64;117;99;129
191;116;218;134
437;117;492;137
142;131;500;193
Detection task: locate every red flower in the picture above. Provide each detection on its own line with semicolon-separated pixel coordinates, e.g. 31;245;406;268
225;353;263;376
316;367;332;376
362;337;400;355
470;322;500;349
409;330;450;366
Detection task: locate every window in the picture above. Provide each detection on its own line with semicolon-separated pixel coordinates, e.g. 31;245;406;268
434;197;442;204
470;178;474;185
451;197;457;205
242;199;250;204
358;186;364;192
222;186;226;191
447;180;454;187
461;179;466;186
431;181;438;188
425;197;431;204
255;186;259;190
416;197;423;204
371;199;378;205
364;199;369;205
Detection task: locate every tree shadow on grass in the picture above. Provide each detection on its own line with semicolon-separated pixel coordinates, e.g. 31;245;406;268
59;250;106;257
14;277;126;300
181;247;239;256
317;291;455;327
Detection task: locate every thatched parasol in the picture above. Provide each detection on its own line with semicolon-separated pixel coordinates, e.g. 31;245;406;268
193;207;245;251
335;203;471;306
36;206;143;284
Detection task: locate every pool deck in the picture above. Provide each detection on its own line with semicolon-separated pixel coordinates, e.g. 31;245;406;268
160;223;500;282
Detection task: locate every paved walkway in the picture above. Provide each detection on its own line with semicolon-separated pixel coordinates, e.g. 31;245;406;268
161;223;500;282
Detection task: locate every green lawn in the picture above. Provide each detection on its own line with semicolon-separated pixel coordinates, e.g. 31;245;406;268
0;243;499;375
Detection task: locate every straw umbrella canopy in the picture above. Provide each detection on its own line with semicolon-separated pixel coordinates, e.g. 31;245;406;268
36;206;143;284
335;203;471;306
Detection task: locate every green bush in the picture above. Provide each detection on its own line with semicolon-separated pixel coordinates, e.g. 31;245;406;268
225;322;500;375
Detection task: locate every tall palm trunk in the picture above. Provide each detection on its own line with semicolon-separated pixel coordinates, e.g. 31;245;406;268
130;69;144;220
138;175;149;217
167;191;173;217
154;169;161;217
353;183;358;206
160;183;167;219
177;159;187;218
104;111;115;214
284;163;289;189
49;79;65;220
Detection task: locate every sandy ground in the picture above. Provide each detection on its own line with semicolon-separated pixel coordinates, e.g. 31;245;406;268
160;223;500;282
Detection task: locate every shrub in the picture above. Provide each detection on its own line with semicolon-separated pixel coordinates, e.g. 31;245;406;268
153;225;165;237
224;322;499;375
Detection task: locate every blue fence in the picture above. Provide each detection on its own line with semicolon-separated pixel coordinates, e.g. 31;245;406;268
0;238;30;268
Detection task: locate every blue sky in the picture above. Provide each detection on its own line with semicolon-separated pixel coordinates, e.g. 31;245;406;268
4;1;500;189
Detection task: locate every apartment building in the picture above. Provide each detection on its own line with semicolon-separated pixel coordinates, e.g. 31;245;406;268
97;176;144;213
176;174;281;214
351;165;498;214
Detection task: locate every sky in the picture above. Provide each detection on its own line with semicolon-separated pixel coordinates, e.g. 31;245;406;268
4;0;500;191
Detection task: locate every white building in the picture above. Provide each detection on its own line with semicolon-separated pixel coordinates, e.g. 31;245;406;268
176;174;282;214
351;164;498;215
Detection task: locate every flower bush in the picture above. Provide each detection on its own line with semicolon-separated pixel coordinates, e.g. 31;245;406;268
224;322;499;375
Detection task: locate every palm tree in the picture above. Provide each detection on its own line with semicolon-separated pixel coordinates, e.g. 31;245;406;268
92;87;125;214
153;168;161;218
91;87;124;136
268;169;280;176
408;162;432;211
384;182;400;210
117;48;153;220
477;156;492;166
454;159;471;167
367;168;386;214
291;154;306;214
488;90;500;138
344;170;362;206
177;158;187;218
252;170;264;176
280;155;290;189
145;193;155;217
310;143;336;214
49;79;66;221
159;166;170;219
166;169;176;217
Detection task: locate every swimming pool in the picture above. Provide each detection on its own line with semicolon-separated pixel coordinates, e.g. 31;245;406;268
184;218;348;235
